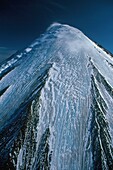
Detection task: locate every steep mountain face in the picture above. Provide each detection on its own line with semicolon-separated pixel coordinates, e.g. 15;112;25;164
0;23;113;170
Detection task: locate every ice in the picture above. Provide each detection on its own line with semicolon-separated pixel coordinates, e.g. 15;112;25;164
17;54;22;58
0;23;113;169
25;48;32;53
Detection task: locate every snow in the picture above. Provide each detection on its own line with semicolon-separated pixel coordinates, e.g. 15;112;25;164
25;48;32;53
0;23;113;169
17;54;22;58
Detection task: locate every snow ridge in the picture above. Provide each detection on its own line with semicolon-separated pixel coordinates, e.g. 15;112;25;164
0;23;113;169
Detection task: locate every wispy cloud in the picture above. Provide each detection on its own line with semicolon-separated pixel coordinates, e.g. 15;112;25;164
43;6;55;14
48;1;66;10
43;0;67;15
0;47;16;63
0;47;9;50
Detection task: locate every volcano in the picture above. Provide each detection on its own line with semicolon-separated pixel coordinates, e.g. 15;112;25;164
0;23;113;169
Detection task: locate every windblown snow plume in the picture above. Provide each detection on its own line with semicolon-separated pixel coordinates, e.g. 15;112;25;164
0;23;113;169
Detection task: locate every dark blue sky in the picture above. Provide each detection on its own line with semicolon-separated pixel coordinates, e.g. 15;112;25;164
0;0;113;62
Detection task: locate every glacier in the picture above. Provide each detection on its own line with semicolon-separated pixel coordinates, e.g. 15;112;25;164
0;23;113;169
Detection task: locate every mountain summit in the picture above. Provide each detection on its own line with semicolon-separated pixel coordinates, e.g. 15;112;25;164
0;23;113;169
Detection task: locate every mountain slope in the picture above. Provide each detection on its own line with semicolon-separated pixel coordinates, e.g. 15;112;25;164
0;23;113;169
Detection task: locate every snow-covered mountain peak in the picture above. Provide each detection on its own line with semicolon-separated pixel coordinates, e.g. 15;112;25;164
0;24;113;169
47;22;82;34
30;23;84;48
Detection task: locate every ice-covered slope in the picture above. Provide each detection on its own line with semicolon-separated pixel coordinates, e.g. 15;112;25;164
0;23;113;169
